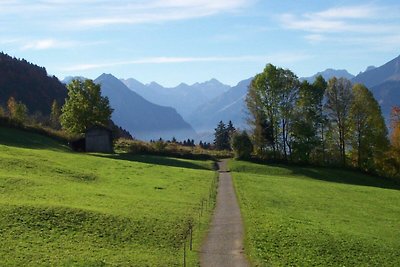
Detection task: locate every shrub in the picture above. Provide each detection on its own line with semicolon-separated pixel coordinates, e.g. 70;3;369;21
231;131;253;159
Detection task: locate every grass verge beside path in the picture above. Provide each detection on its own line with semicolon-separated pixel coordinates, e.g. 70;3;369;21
0;126;216;266
229;159;400;266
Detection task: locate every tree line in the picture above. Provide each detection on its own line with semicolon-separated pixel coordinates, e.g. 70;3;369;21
245;63;399;178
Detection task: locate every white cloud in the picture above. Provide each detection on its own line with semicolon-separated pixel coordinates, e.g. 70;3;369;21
312;5;378;20
21;39;59;50
304;34;326;43
279;4;400;51
62;53;310;72
280;5;400;34
0;0;254;28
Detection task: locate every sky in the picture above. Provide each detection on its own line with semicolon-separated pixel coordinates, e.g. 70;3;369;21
1;0;400;87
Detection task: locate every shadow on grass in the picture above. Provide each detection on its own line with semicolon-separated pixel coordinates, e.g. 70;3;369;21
0;126;68;151
94;153;213;171
288;166;400;191
236;159;400;191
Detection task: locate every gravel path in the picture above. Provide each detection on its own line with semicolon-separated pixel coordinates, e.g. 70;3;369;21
200;159;249;267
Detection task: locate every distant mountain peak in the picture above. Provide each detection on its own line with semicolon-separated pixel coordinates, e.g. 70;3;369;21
98;73;117;80
302;69;354;83
62;76;87;84
207;78;221;84
147;81;163;88
177;82;189;87
365;66;376;72
352;54;400;87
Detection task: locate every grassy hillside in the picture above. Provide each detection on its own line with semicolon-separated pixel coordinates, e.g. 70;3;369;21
229;160;400;266
0;126;216;266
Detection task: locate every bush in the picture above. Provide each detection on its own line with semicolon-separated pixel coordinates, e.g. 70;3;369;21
231;131;253;159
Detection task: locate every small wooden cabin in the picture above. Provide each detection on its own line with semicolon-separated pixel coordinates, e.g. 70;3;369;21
85;125;113;153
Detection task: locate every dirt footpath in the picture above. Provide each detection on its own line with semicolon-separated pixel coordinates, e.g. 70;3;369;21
200;159;249;267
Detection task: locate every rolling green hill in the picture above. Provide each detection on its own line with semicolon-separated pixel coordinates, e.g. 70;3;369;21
229;160;400;266
0;126;215;266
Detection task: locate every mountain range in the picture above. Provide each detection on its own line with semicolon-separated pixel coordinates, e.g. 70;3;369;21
352;55;400;122
116;55;400;140
302;69;355;83
1;51;399;142
121;78;230;118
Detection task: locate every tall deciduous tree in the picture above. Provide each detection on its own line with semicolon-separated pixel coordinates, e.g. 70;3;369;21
312;75;328;163
7;96;28;123
246;64;299;161
349;84;388;171
60;79;113;134
50;100;61;129
325;77;353;166
391;106;400;149
385;106;400;176
246;79;274;157
291;77;327;164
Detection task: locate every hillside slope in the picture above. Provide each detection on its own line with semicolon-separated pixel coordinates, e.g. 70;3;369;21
0;126;214;266
0;52;67;115
230;160;400;266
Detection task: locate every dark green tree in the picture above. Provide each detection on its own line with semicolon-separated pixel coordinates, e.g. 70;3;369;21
227;120;236;137
231;131;253;159
214;121;230;150
312;75;328;163
60;79;113;134
292;78;327;163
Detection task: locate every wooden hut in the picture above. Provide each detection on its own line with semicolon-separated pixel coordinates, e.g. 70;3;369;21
85;125;113;153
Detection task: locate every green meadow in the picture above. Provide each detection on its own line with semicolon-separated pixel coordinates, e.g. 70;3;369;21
230;160;400;266
0;127;216;266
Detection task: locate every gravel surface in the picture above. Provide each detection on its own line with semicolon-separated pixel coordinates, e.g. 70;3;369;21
200;159;249;267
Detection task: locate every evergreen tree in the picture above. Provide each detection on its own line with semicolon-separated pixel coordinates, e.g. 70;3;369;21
60;79;113;134
227;120;236;137
214;121;229;150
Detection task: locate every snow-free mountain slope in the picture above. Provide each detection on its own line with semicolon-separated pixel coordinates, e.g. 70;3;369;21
95;74;197;141
122;78;231;118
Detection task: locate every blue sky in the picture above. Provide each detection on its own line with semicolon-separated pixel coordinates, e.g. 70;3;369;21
1;0;400;86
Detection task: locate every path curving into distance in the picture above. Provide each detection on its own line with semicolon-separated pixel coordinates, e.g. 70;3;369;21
200;159;249;267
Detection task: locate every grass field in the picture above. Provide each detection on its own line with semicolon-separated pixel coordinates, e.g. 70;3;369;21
0;126;216;266
229;160;400;266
